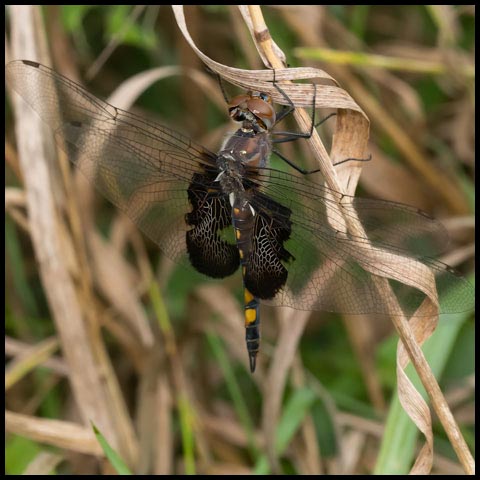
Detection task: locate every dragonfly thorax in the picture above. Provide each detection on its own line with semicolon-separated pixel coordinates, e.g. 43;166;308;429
216;153;246;196
219;128;272;169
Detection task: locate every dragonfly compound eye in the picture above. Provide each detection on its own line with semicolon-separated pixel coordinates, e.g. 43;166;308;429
228;94;251;110
247;97;276;130
258;92;271;102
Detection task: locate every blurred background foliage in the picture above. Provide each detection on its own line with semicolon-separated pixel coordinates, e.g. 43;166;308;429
5;5;474;475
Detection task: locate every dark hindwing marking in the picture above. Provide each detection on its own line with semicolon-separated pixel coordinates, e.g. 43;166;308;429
186;170;240;278
244;192;294;299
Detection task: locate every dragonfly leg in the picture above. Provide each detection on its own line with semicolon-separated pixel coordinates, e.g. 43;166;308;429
270;74;371;170
271;112;337;143
214;71;231;104
333;153;372;167
271;77;317;136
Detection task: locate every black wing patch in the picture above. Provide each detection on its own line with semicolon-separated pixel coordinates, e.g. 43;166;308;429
244;191;294;299
186;169;240;278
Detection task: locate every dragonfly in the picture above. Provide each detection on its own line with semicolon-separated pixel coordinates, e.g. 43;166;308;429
6;60;474;372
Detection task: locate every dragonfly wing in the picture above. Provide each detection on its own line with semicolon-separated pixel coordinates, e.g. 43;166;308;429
6;60;239;277
248;168;474;316
252;168;451;256
243;191;293;300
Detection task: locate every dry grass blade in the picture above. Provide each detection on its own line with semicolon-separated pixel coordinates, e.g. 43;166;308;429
88;230;154;348
5;336;69;376
5;336;60;390
154;374;173;475
7;4;138;466
264;7;474;474
261;309;311;471
85;5;147;81
5;410;103;456
195;284;251;373
22;451;64;475
5;187;30;234
5;187;26;209
106;66;226;113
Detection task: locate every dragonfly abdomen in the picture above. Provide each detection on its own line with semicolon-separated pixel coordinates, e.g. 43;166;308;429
231;199;255;262
231;197;260;372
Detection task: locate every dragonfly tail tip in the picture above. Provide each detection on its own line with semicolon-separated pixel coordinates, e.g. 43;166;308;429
249;352;257;373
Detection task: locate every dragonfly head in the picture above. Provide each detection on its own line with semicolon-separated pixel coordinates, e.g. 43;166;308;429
228;91;276;131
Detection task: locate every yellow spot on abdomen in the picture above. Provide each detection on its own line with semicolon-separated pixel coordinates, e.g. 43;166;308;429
244;288;254;304
239;249;244;259
233;207;240;215
235;229;241;239
245;308;257;324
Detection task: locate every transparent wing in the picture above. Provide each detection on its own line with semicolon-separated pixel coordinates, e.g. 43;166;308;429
247;165;450;256
6;60;232;270
248;167;474;316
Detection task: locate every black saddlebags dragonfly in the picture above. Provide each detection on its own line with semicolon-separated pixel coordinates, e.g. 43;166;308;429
6;60;474;372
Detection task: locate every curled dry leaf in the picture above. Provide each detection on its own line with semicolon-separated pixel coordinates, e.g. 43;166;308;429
172;6;365;115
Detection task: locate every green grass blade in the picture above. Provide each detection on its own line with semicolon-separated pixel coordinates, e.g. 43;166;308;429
295;47;474;78
206;330;260;460
177;394;196;475
254;387;317;474
148;281;196;475
91;422;132;475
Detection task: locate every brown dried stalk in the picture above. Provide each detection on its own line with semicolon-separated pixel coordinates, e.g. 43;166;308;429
5;410;103;456
7;4;139;466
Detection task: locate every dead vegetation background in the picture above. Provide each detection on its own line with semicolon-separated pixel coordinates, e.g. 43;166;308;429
5;5;475;475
